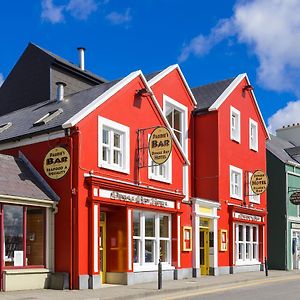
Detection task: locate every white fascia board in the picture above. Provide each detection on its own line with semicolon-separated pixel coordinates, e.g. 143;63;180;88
62;70;142;128
244;74;270;140
139;73;190;166
208;73;246;112
148;64;197;107
208;73;270;140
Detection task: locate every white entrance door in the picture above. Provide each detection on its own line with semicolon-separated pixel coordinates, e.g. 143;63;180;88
292;231;300;269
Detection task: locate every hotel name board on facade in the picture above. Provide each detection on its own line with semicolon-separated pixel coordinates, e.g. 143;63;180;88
97;189;175;209
233;212;262;222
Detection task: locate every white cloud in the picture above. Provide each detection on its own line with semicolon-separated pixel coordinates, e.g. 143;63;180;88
41;0;65;24
66;0;98;20
179;0;300;95
106;8;132;25
41;0;100;23
267;100;300;133
0;73;4;87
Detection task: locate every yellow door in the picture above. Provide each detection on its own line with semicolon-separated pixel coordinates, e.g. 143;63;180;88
100;212;106;283
200;227;209;275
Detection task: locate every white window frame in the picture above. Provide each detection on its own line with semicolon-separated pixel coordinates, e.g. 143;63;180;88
98;116;130;174
235;223;259;265
230;165;243;200
230;106;241;143
248;172;260;204
249;118;258;152
163;95;188;154
133;210;172;272
148;133;172;183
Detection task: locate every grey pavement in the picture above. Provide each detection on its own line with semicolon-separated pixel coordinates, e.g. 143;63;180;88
2;270;300;300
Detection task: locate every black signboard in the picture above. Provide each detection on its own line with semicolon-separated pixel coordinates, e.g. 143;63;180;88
290;192;300;205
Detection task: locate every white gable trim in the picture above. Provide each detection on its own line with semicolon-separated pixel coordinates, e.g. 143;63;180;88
208;73;270;140
62;70;190;165
139;73;190;165
148;64;197;107
62;71;141;128
208;74;246;112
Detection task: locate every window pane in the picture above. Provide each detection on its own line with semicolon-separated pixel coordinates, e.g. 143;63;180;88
26;207;45;266
160;240;168;262
113;150;121;165
133;239;139;263
145;214;155;237
114;133;121;148
102;147;109;162
253;244;258;260
253;227;257;242
145;240;155;262
174;130;182;144
246;243;251;259
246;226;251;241
4;205;24;267
173;109;181;132
238;225;243;241
160;215;169;238
133;211;140;236
238;243;243;260
102;129;109;144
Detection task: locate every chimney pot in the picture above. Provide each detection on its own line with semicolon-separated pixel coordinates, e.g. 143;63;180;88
77;47;86;70
56;82;67;102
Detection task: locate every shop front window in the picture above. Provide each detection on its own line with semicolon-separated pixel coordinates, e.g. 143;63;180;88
133;210;171;269
3;204;46;268
235;223;259;264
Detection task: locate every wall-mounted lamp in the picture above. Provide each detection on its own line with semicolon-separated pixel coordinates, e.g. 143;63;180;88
136;88;153;97
242;84;254;97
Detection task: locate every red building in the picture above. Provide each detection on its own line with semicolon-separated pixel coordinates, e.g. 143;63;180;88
192;74;269;275
0;61;196;289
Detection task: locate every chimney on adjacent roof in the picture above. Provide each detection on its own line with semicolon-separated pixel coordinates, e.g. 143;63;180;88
56;82;67;102
77;47;85;70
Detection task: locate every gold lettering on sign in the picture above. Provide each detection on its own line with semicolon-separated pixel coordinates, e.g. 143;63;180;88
43;147;70;179
149;126;172;165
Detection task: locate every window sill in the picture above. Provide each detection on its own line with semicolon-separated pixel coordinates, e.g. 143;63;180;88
149;176;172;184
250;147;258;152
4;268;50;274
230;137;241;144
99;162;129;174
230;195;243;201
133;263;174;272
235;260;260;266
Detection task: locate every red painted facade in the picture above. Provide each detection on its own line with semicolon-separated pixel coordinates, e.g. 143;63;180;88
1;68;196;288
193;76;269;273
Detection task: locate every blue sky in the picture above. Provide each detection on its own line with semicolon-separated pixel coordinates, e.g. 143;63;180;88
0;0;299;133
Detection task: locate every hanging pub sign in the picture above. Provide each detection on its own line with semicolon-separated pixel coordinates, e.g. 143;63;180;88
250;170;268;195
290;192;300;205
149;126;172;165
43;147;70;179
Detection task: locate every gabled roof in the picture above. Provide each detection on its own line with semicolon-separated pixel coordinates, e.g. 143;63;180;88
0;79;121;143
267;134;299;165
0;69;190;165
0;153;59;202
192;73;270;139
31;43;107;84
192;78;235;111
147;64;197;107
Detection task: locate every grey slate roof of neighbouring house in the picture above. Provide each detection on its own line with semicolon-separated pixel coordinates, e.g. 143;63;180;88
32;43;108;84
192;77;235;112
0;153;58;201
144;71;161;82
267;134;299;165
0;78;122;143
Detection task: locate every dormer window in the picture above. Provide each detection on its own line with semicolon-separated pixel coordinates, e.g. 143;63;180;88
33;108;63;127
0;122;12;134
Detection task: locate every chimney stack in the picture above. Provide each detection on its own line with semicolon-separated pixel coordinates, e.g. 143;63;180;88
56;82;67;102
77;47;85;70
